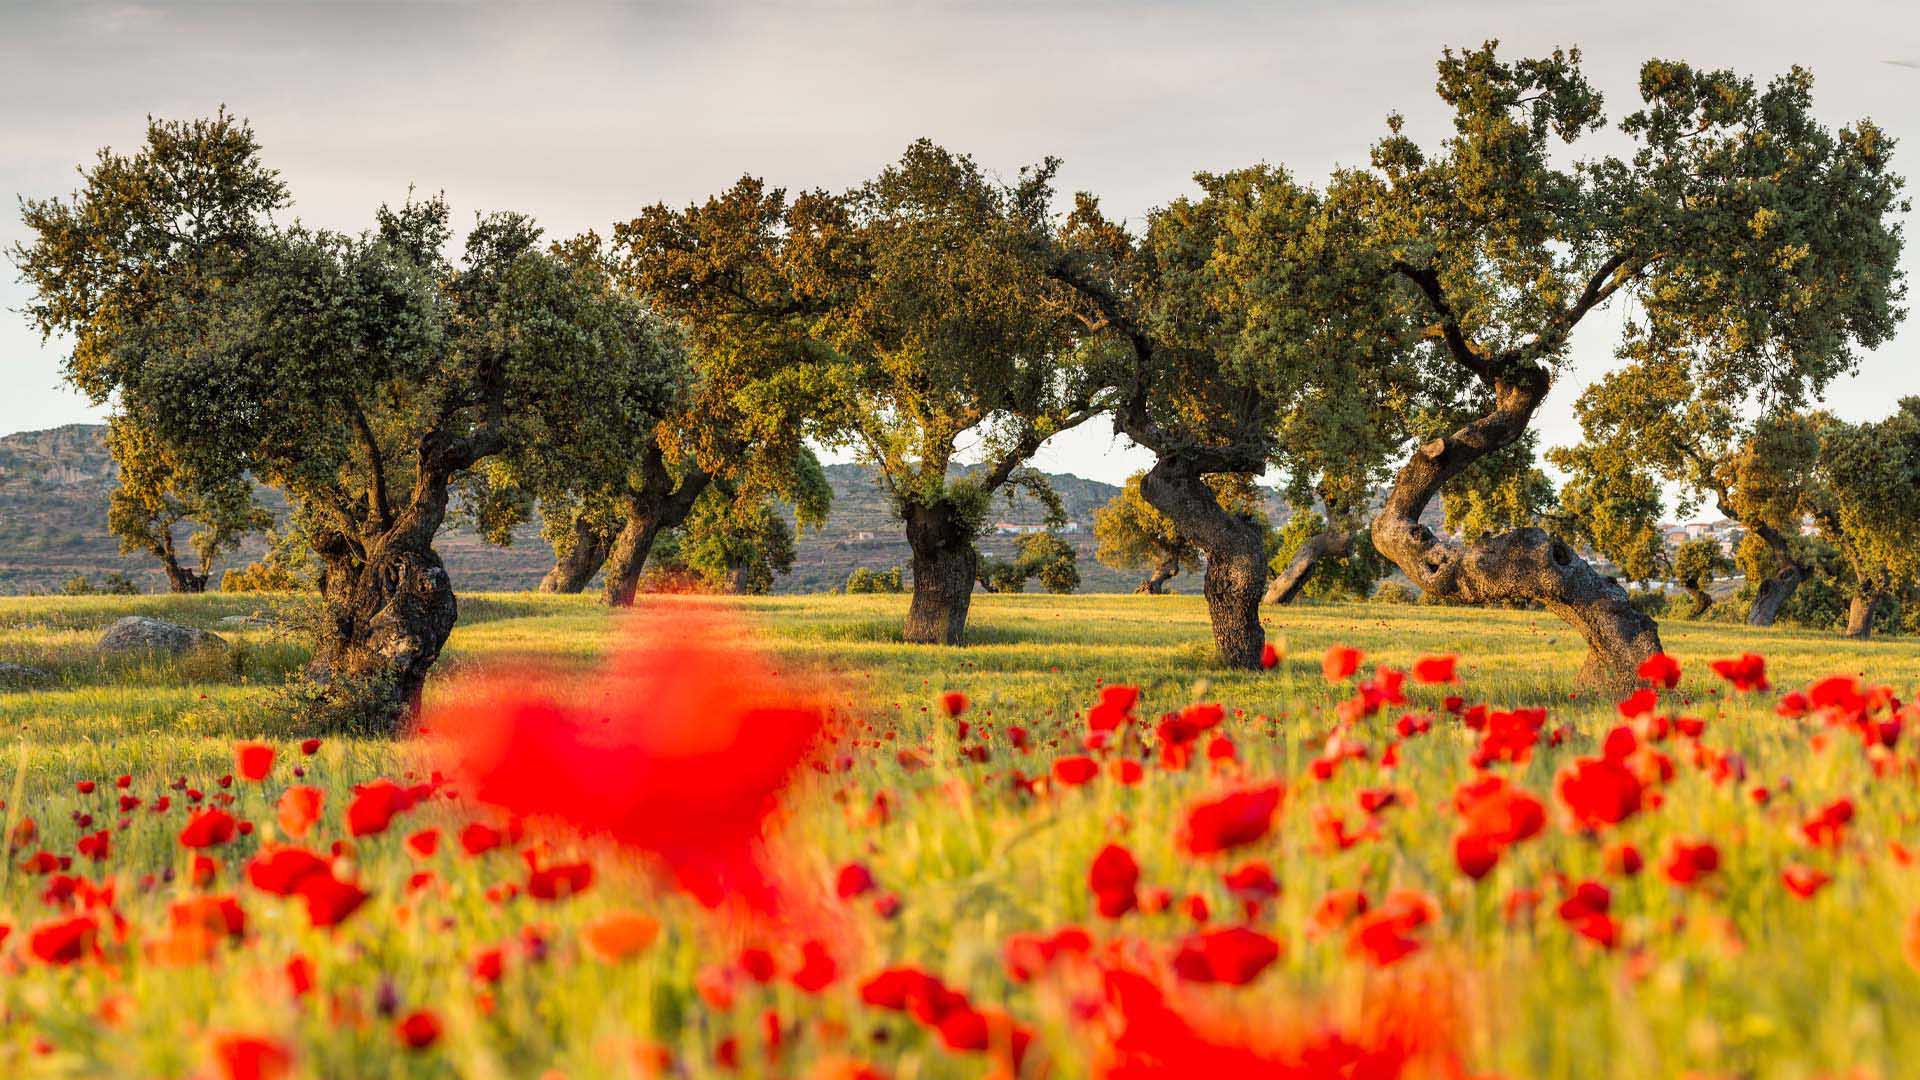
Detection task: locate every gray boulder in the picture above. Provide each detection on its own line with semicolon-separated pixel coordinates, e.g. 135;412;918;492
0;662;53;688
97;616;229;655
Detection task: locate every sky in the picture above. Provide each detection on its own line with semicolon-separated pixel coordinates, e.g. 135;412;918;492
4;0;1918;497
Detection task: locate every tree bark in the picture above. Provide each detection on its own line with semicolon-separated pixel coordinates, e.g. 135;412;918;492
538;519;614;594
1141;457;1266;668
602;461;712;608
1370;370;1662;696
1683;583;1713;619
1138;551;1180;595
902;499;979;646
1264;521;1356;605
157;531;208;593
1845;591;1882;640
1746;524;1807;628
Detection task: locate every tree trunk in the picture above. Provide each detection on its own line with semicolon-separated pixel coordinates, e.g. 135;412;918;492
1141;457;1265;668
902;500;979;646
157;533;208;593
538;519;614;593
1684;584;1712;619
1138;552;1179;595
1370;370;1662;696
602;451;711;608
1845;592;1882;640
1264;522;1355;605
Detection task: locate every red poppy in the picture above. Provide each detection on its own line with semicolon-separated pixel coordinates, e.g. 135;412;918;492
836;862;876;900
1086;685;1141;733
459;822;505;855
1781;864;1832;899
791;939;838;992
246;847;331;896
1088;843;1140;917
526;859;594;901
1709;653;1769;692
275;786;324;839
1181;783;1284;855
1322;644;1363;682
1637;652;1681;688
235;743;275;782
209;1034;293;1080
179;808;238;849
405;829;440;858
297;871;369;928
1259;642;1279;670
1412;654;1459;684
28;914;97;965
1171;925;1282;985
345;779;423;837
1557;755;1644;829
1662;840;1721;886
395;1010;442;1050
1052;755;1099;786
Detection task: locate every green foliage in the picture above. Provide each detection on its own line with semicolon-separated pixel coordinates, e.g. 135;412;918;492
1549;440;1667;582
1092;471;1262;585
1269;511;1385;601
1015;532;1080;595
1812;399;1920;605
1442;432;1558;543
648;483;804;595
845;566;904;594
1671;538;1736;616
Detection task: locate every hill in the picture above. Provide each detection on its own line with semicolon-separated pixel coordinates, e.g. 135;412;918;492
0;424;1262;595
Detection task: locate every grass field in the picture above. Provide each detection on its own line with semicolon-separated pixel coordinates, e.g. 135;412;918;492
2;591;1918;1078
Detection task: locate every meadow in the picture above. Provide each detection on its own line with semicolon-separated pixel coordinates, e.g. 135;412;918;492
2;591;1918;1079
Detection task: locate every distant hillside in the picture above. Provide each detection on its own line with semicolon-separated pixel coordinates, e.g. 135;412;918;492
0;424;1273;595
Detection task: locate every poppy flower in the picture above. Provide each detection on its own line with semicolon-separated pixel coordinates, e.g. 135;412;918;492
27;914;97;965
581;909;661;962
1781;864;1832;899
345;780;422;837
526;859;594;901
1637;652;1681;689
295;870;369;928
836;862;876;900
1662;840;1721;886
1557;755;1643;830
1171;926;1282;985
275;787;324;839
941;691;968;718
459;822;505;855
405;829;440;859
1086;685;1141;733
235;743;275;782
209;1034;293;1080
1181;783;1284;855
395;1010;441;1050
1413;654;1459;684
1088;843;1140;917
790;939;838;991
179;808;238;849
1709;653;1769;692
246;847;331;896
1052;756;1099;786
1260;642;1279;670
1322;645;1363;682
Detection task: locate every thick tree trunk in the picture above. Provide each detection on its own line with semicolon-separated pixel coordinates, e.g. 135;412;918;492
1684;584;1713;619
538;519;614;594
1141;457;1265;669
1845;592;1882;640
1138;552;1179;595
602;451;711;608
902;500;979;646
1370;370;1662;696
1745;522;1806;627
1264;522;1355;605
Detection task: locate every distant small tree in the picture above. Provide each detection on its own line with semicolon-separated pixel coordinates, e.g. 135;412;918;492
59;575;95;596
1268;511;1384;601
1094;471;1263;595
1550;437;1668;585
1811;400;1920;638
1017;532;1080;594
1670;538;1734;618
105;419;269;593
846;566;904;594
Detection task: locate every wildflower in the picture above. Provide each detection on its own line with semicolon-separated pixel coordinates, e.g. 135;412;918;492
1180;783;1283;855
235;743;275;782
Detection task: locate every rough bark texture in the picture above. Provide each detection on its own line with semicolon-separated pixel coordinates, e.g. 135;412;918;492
1683;584;1713;619
538;519;614;593
1845;592;1882;639
1138;552;1180;595
602;456;711;608
902;500;979;646
157;532;209;593
309;477;460;726
1370;372;1662;696
1142;457;1266;669
1745;525;1807;628
1264;522;1355;605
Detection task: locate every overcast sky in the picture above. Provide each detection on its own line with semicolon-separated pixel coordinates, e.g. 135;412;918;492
5;0;1918;494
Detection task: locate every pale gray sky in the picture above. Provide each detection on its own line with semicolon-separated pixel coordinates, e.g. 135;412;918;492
5;0;1919;491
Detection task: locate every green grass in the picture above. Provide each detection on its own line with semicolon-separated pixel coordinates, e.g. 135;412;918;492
1;591;1918;1079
